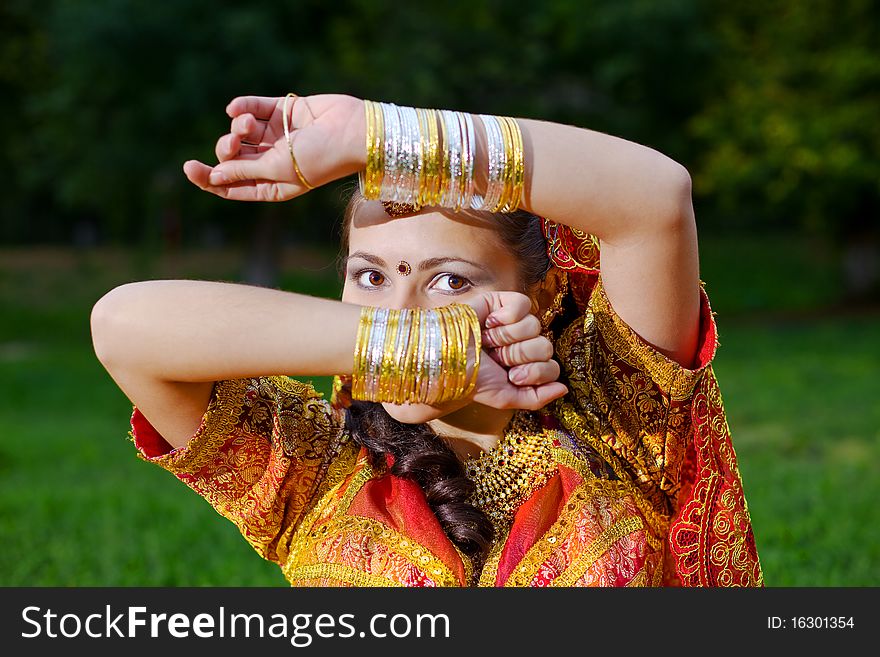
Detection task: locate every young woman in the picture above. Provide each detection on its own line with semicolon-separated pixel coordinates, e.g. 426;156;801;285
90;93;763;586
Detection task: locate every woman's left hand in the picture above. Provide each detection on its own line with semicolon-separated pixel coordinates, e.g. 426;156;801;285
467;291;568;411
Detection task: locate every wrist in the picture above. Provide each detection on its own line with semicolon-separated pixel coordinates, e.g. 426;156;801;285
341;97;367;172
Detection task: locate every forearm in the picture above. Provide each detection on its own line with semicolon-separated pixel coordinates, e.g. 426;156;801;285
343;105;691;240
91;280;360;382
472;116;699;365
516;118;693;241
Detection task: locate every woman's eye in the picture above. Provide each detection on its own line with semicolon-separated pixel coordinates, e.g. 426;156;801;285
356;270;387;288
433;273;472;293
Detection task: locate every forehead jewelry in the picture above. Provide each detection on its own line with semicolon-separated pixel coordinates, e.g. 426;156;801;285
383;201;418;218
396;260;412;276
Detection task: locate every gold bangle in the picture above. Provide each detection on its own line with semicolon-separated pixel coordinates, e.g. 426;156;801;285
457;304;481;398
282;93;315;190
501;116;524;212
350;303;480;404
351;306;374;400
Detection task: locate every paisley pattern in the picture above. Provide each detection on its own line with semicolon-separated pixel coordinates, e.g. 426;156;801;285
128;222;762;587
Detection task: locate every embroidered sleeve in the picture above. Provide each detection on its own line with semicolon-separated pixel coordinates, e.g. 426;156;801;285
554;274;718;512
128;376;349;564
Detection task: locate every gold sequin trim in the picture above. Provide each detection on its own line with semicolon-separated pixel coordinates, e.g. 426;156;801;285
133;377;251;474
505;477;604;587
324;515;460;587
477;531;510;587
287;563;402;587
591;275;712;401
550;445;596;480
551;515;644;587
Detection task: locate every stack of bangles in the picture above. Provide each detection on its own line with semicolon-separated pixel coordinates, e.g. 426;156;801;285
359;100;525;213
351;304;481;404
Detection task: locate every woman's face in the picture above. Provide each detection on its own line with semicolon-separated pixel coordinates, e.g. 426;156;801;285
340;200;524;423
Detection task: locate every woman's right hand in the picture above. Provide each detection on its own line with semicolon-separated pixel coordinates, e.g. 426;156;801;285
182;94;366;202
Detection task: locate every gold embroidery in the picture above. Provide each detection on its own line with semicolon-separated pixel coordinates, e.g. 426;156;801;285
504;478;601;587
133;378;250;474
477;529;510;587
550;445;595;480
626;564;648;587
286;451;466;587
668;369;764;586
551;515;644;587
572;478;668;549
287;563;402;587
283;442;361;565
325;515;460;587
553;272;710;507
590;276;709;401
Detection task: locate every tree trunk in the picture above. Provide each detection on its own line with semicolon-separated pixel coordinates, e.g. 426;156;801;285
242;207;283;288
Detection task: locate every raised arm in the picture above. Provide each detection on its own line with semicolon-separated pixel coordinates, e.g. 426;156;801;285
91;282;360;449
184;94;700;369
517;118;700;368
91;282;565;449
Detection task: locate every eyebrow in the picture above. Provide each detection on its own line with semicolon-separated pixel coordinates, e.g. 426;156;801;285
346;251;490;273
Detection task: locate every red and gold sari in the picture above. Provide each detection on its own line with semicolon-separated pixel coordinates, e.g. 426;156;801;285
129;222;763;587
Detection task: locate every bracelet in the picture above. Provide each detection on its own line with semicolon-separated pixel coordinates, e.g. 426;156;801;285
351;304;481;404
359;100;524;215
282;93;315;190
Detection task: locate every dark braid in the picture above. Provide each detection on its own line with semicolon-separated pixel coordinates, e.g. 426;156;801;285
344;400;494;557
337;191;552;563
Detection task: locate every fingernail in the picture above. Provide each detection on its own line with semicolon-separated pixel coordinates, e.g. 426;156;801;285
511;369;525;384
485;314;499;328
209;171;227;185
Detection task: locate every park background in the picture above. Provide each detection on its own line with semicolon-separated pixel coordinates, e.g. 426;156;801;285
1;0;877;586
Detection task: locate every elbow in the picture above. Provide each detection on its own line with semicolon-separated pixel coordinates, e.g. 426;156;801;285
648;160;695;233
90;282;143;370
668;162;695;228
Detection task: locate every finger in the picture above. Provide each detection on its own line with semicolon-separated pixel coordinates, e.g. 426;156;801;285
208;152;279;186
215;133;241;162
482;314;542;347
508;360;561;387
483;292;533;329
183;160;288;202
215;136;269;162
219;181;297;202
508;382;569;411
226;96;280;120
484;381;568;411
491;336;555;368
183;160;253;198
231;113;269;144
183;160;214;188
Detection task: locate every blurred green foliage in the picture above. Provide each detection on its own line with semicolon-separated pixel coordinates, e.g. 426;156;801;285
3;0;877;272
691;0;880;241
1;236;877;586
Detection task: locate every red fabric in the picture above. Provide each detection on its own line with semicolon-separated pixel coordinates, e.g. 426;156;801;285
130;407;175;458
539;219;763;587
348;470;469;585
495;465;583;586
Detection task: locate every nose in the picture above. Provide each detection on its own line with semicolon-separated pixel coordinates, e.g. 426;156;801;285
387;284;423;310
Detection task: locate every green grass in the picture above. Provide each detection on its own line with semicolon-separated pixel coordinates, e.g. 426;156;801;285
0;236;877;586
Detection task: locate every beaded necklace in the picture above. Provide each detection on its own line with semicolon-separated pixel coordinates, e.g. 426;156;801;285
463;412;557;528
